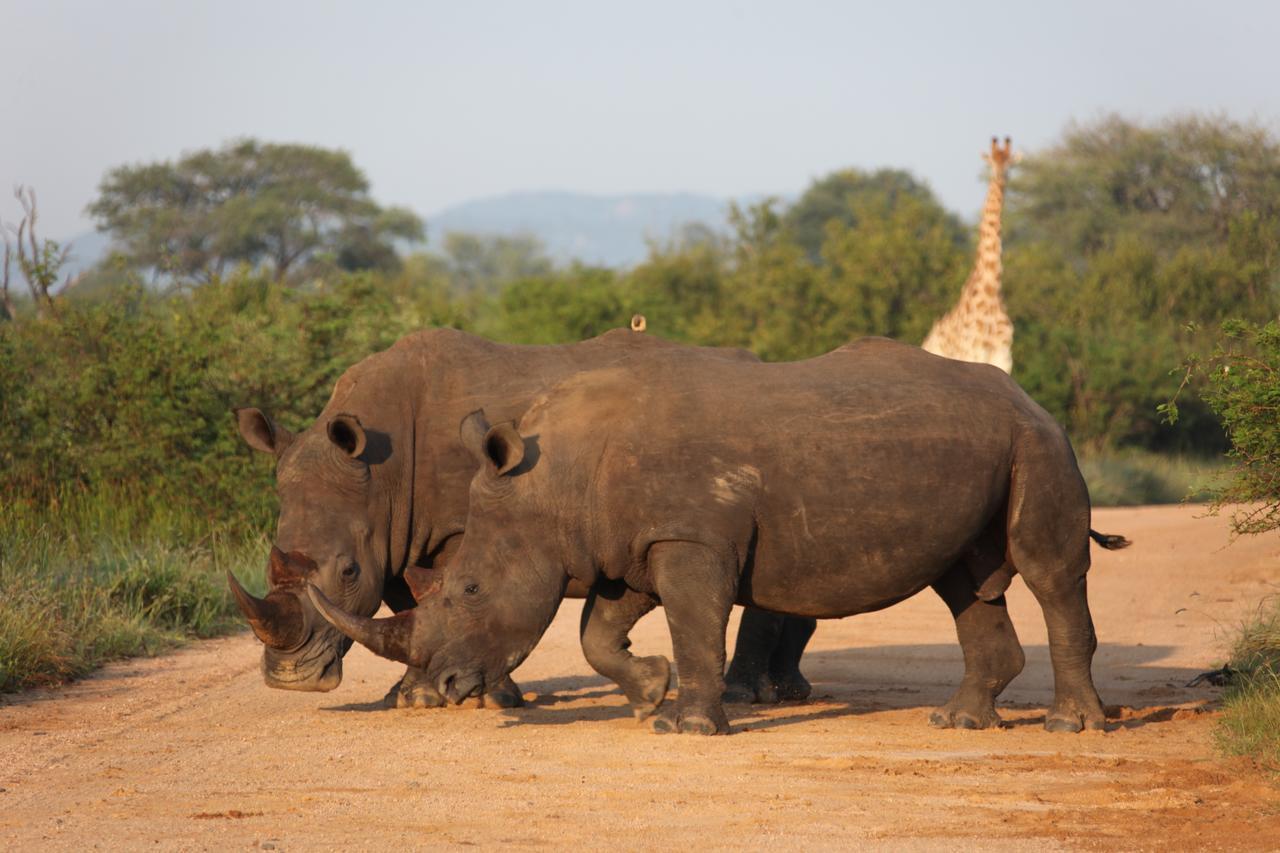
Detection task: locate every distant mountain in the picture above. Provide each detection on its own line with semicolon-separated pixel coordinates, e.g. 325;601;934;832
53;191;745;279
426;191;733;268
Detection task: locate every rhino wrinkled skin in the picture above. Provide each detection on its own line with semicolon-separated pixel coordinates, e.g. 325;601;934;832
312;338;1118;734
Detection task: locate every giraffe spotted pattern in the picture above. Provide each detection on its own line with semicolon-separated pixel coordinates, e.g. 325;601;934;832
922;137;1016;374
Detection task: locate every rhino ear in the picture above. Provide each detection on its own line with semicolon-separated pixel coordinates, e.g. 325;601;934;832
235;407;295;457
327;413;367;458
459;410;524;476
483;422;525;476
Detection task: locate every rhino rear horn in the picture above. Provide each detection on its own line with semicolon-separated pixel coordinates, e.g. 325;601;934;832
306;584;424;667
227;570;307;650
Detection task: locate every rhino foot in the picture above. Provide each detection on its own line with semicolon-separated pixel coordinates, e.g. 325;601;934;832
624;655;671;721
1044;703;1107;733
929;687;1004;730
929;706;1002;730
387;671;447;709
651;706;729;736
480;675;525;709
770;668;812;702
722;672;778;705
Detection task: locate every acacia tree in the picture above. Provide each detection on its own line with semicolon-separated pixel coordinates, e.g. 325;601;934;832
88;139;425;282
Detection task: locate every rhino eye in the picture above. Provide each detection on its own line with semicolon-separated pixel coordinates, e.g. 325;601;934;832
464;583;480;596
340;564;359;580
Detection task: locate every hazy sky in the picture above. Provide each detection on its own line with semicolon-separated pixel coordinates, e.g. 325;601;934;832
3;0;1278;240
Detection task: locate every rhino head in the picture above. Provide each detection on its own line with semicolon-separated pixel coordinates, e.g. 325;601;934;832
229;407;393;691
308;410;570;702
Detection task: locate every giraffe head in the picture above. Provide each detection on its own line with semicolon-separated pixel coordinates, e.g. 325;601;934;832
982;136;1017;182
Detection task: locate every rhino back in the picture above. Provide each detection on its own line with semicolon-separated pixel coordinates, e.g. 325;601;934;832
518;338;1080;618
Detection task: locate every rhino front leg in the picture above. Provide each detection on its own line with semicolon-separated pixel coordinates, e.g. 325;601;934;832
580;581;670;720
929;564;1025;729
648;541;736;735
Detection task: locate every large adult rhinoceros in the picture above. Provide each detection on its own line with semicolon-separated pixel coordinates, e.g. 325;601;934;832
310;337;1130;734
228;326;817;710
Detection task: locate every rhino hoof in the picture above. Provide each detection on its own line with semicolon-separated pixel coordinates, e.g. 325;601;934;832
399;683;447;709
1044;712;1106;733
929;706;1001;730
481;677;525;709
722;673;778;705
1044;715;1084;733
771;670;812;702
627;655;671;721
651;709;728;735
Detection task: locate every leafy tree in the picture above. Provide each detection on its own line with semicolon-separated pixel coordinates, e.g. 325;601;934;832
784;168;966;262
87;139;424;282
477;266;628;344
627;223;730;343
814;192;968;349
1009;114;1280;265
441;232;553;295
1004;114;1280;451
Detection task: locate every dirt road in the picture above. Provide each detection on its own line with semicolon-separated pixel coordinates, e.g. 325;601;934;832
3;505;1279;850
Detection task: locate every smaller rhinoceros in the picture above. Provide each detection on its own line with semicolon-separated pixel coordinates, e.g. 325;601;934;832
311;338;1128;735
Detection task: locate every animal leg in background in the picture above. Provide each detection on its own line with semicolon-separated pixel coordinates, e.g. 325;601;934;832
579;580;670;720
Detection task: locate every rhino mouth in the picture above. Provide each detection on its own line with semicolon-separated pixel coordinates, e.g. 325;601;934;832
261;634;345;692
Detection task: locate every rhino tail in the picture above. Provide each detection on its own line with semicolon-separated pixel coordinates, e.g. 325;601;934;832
1089;529;1132;550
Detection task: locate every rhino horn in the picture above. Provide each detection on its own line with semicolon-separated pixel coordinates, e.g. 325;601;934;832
227;570;307;650
269;545;315;586
306;583;423;667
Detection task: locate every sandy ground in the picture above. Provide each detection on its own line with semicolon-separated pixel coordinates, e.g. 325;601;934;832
3;505;1280;851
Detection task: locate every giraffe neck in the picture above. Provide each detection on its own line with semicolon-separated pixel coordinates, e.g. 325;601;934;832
961;171;1007;302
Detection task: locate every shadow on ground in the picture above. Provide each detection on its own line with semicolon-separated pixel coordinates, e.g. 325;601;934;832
316;643;1225;734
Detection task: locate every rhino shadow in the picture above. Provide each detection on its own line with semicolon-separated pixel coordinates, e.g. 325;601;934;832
488;642;1220;733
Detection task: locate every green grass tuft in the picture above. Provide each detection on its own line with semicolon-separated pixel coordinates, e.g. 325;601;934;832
1215;598;1280;771
0;489;267;693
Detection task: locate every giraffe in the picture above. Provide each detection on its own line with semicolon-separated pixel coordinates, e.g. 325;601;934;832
921;136;1016;374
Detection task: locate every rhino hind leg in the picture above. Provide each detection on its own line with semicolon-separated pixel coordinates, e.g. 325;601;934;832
929;563;1025;730
580;581;669;720
648;541;736;735
1023;571;1105;733
769;616;816;701
723;608;784;704
724;611;816;704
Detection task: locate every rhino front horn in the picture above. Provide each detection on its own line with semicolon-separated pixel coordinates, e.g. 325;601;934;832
227;570;307;650
306;584;423;667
